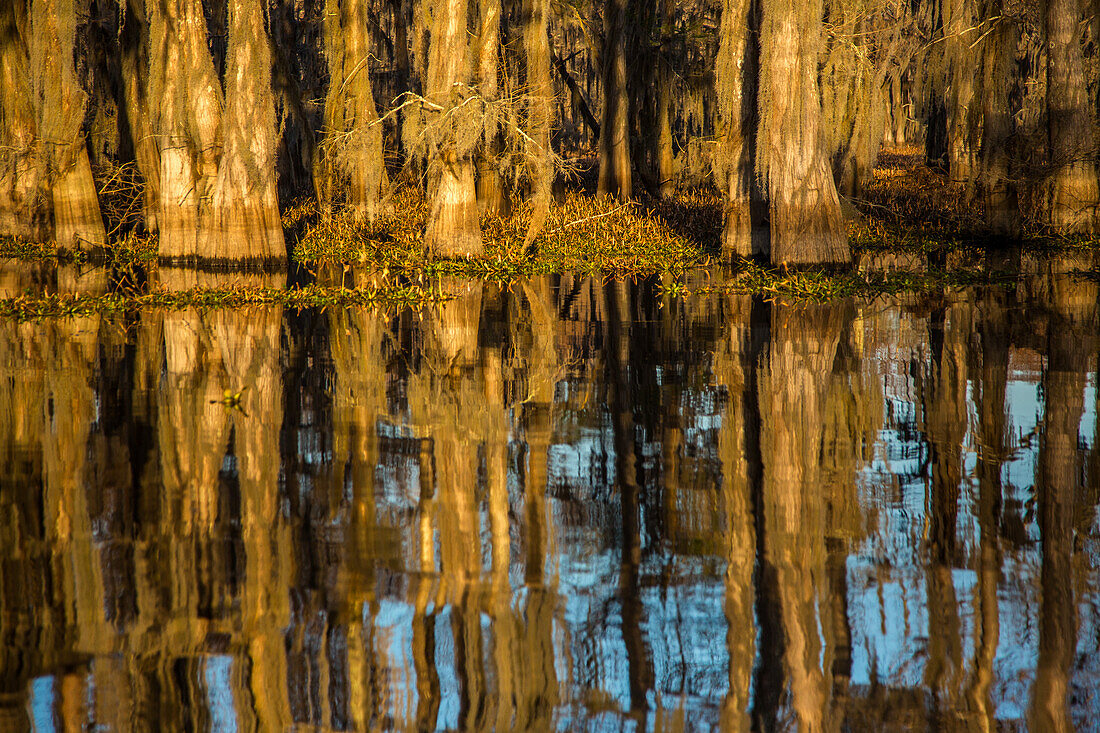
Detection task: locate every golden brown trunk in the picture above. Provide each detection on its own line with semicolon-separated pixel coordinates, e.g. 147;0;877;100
716;0;759;259
423;0;483;255
597;0;632;200
321;0;388;223
1045;0;1099;231
149;0;284;263
758;0;848;266
204;0;284;261
523;0;553;244
0;0;106;247
475;0;508;217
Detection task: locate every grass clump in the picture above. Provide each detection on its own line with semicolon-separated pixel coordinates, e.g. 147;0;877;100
289;187;710;280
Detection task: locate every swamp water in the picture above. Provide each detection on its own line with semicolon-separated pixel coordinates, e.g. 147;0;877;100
1;259;1100;731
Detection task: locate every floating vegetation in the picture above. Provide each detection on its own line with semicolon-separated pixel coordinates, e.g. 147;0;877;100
669;259;1019;303
0;282;450;322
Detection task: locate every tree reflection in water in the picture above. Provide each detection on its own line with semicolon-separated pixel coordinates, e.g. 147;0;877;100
1;263;1100;729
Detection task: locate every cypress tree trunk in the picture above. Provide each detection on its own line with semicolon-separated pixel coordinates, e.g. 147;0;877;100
716;0;759;259
946;0;980;185
147;0;221;260
1045;0;1099;231
655;0;676;198
120;0;161;234
0;0;47;240
31;0;107;250
147;0;284;264
423;0;483;256
320;0;388;223
758;0;849;266
205;0;284;260
0;0;106;248
597;0;631;200
523;0;553;244
978;6;1020;235
475;0;508;217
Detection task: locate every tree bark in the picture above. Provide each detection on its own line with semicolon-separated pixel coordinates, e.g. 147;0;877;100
758;0;849;266
321;0;388;223
147;0;284;264
978;6;1019;235
120;0;161;234
475;0;508;217
597;0;632;200
524;0;553;244
423;0;483;256
1045;0;1099;231
655;0;673;198
716;0;759;259
205;0;285;260
0;0;107;248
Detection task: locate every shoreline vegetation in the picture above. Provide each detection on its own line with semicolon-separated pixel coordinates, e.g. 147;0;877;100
1;147;1098;321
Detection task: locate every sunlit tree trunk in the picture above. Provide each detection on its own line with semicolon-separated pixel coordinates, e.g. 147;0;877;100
475;0;508;216
34;0;108;249
320;0;388;222
0;0;106;247
119;0;161;234
946;0;980;185
1044;0;1099;231
0;1;45;240
147;0;284;263
757;0;849;266
423;0;483;256
597;0;632;200
147;0;222;259
716;0;760;259
523;0;553;244
655;0;676;198
205;0;284;260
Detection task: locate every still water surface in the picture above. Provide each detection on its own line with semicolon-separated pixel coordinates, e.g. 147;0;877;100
2;260;1100;731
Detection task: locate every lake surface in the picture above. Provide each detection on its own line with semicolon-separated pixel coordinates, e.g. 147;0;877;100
1;258;1099;731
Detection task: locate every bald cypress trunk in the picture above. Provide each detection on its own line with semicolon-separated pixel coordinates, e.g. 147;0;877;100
119;0;161;234
206;0;284;259
1045;0;1099;231
978;4;1019;235
320;0;388;223
946;0;980;185
716;0;759;260
758;0;848;266
0;0;106;248
146;0;222;259
523;0;553;244
147;0;284;264
597;0;631;200
0;0;46;240
475;0;508;217
423;0;482;256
